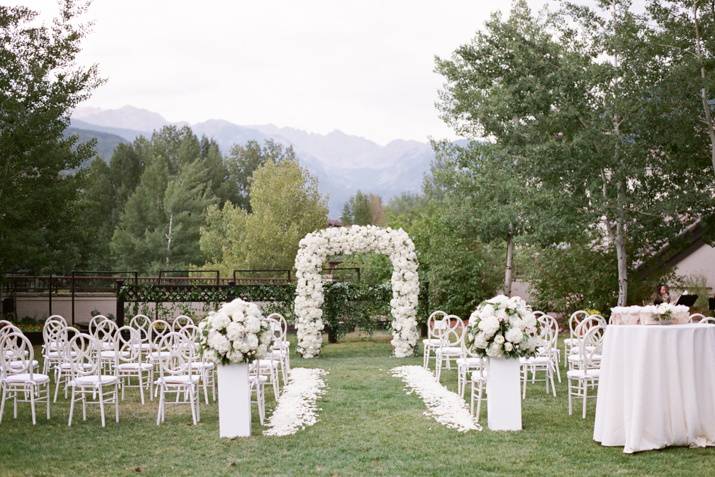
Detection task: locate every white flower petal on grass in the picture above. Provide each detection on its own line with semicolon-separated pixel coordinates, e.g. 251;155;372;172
264;368;327;437
391;365;481;433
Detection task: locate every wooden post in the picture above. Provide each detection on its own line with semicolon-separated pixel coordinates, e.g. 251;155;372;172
71;271;75;326
48;273;53;316
116;280;125;328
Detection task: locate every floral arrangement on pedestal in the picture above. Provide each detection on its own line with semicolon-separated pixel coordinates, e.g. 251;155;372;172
198;298;274;364
464;295;541;359
294;225;420;358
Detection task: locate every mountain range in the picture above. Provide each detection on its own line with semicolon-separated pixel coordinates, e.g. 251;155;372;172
69;106;435;216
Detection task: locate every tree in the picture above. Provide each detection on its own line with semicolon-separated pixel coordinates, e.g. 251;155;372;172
0;0;102;273
436;0;714;305
201;160;327;272
111;128;218;271
341;191;384;225
224;139;297;211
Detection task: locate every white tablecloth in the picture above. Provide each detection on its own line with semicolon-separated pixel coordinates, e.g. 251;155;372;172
593;324;715;453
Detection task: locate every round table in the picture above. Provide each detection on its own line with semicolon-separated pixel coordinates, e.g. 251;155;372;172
593;324;715;453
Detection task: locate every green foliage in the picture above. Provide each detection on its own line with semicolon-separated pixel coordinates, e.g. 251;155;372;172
527;243;618;315
200;159;327;272
110;127;218;272
224;139;297;211
0;0;102;274
322;282;391;342
341;191;385;226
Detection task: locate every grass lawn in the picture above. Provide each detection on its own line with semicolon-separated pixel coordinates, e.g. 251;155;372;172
0;334;713;477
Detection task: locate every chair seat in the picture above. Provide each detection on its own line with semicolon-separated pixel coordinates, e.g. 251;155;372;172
266;350;285;360
249;375;268;384
100;351;130;359
100;342;114;351
567;369;600;379
272;341;289;351
436;347;462;356
570;345;597;355
523;356;552;365
422;338;440;346
117;362;152;371
6;359;39;370
190;361;215;370
155;374;200;385
5;373;50;384
564;338;581;345
44;351;78;359
130;343;154;351
59;362;93;371
71;375;119;387
149;351;171;360
568;354;602;363
456;357;483;367
471;370;488;381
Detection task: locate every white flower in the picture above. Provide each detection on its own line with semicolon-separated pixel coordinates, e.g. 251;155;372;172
504;342;514;352
494;334;505;345
505;327;523;343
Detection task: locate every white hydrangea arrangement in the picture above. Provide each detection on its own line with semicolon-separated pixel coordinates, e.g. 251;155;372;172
198;298;274;365
294;225;420;358
464;295;541;359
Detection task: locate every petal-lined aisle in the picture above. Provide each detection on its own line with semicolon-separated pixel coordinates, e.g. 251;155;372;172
264;368;327;437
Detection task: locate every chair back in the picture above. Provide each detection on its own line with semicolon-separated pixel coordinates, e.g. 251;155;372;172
267;313;288;338
179;323;199;342
116;326;141;364
0;323;21;343
267;317;285;343
438;315;464;348
156;332;194;378
568;310;588;338
574;315;604;337
93;319;118;349
172;315;193;331
88;315;109;335
0;331;34;377
689;313;706;323
578;325;604;370
43;318;68;352
65;333;101;378
130;314;151;331
427;311;447;339
699;316;715;324
149;319;171;347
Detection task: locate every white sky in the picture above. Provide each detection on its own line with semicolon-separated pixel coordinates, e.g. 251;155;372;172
6;0;551;144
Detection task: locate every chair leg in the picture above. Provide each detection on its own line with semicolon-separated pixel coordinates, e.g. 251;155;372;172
45;384;50;420
582;382;588;419
0;385;6;424
54;369;62;402
81;393;87;421
98;386;106;428
29;387;37;425
567;379;572;416
476;383;484;423
202;371;209;405
138;372;145;405
156;387;164;425
189;386;197;426
114;384;120;423
68;387;76;426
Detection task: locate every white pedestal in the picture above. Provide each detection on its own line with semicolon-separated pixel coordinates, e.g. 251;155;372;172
487;358;522;431
217;363;251;438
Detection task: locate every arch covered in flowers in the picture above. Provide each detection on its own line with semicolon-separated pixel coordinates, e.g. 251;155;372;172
293;225;420;358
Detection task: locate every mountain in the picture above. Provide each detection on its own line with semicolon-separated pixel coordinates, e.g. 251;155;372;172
65;126;127;161
69;106;435;216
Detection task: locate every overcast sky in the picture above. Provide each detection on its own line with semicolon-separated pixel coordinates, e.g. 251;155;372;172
8;0;552;144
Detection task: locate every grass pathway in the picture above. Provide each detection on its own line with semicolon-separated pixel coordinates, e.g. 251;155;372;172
0;339;713;476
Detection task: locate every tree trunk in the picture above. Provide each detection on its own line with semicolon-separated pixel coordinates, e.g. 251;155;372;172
504;228;514;297
165;213;173;265
615;181;628;306
693;5;715;175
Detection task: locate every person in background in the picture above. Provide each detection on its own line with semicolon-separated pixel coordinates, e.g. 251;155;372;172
653;284;671;305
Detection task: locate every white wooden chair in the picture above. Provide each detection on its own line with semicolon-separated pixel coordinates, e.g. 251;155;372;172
66;333;120;427
689;313;706;323
268;313;290;379
521;317;557;398
181;324;215;404
434;315;465;381
88;315;109;336
422;310;447;369
250;359;267;425
42;318;68;375
115;326;153;404
267;316;289;383
52;326;83;402
0;331;50;425
567;315;605;371
699;316;715;324
148;319;172;373
154;332;201;425
567;324;604;418
563;310;588;365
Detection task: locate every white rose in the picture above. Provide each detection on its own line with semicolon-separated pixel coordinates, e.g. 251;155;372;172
494;334;505;344
504;342;514;352
505;327;523;343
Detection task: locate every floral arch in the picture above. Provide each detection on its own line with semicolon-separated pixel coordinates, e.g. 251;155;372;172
293;225;420;358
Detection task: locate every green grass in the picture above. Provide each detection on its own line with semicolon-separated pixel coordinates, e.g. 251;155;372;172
0;336;713;477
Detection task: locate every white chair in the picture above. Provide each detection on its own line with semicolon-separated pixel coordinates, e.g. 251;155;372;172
268;313;290;379
422;310;447;369
42;318;68;375
699;317;715;324
181;324;215;404
563;310;588;365
172;315;193;331
0;331;50;425
434;315;464;381
539;314;561;383
52;326;83;402
115;326;153;404
521;318;557;398
154;332;200;425
94;320;122;369
688;313;706;323
462;339;487;423
148;320;172;372
67;333;120;427
250;359;267;425
567;315;605;371
266;316;289;383
567;324;604;418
